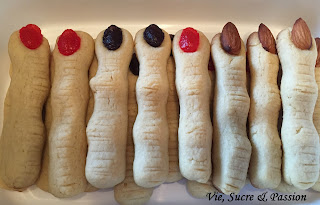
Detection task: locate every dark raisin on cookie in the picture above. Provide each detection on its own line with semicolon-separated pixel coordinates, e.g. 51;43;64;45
103;25;123;50
129;53;139;76
170;34;174;41
169;34;174;56
143;24;164;47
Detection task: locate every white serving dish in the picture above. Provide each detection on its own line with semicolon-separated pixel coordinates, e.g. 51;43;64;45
0;0;320;204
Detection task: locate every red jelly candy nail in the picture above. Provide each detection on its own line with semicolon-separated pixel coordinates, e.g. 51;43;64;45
19;24;43;50
179;27;199;53
58;29;81;56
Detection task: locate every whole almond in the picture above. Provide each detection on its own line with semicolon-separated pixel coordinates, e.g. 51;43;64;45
220;22;241;55
258;23;276;54
291;18;312;50
316;37;320;67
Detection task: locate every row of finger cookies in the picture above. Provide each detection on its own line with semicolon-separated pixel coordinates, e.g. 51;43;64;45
0;23;180;203
187;18;320;197
0;17;319;204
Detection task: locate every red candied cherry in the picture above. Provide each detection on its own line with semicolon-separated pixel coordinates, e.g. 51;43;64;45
19;24;43;49
179;27;199;53
58;29;81;56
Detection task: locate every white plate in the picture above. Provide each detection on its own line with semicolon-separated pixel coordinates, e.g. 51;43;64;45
1;0;320;204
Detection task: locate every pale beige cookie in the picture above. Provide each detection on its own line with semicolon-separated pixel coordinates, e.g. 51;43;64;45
114;69;153;205
277;19;319;190
84;54;99;193
312;38;320;192
211;23;251;194
0;27;50;189
86;26;133;189
187;174;216;199
0;127;26;192
86;55;98;124
247;26;282;189
36;54;54;192
166;56;182;183
0;71;27;192
133;25;171;188
37;55;98;193
48;30;94;198
172;28;212;184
